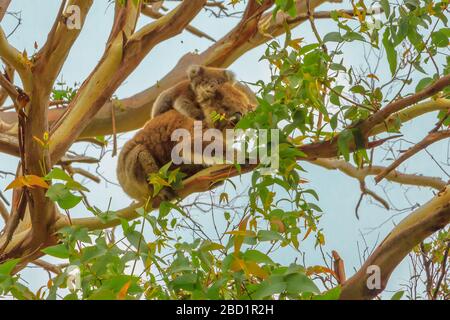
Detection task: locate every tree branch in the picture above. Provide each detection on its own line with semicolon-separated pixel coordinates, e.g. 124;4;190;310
370;99;450;136
311;158;447;190
340;186;450;300
361;75;450;136
141;3;216;42
0;197;8;222
0;26;32;90
374;130;450;184
34;0;93;89
32;259;62;275
0;60;14;106
0;0;11;22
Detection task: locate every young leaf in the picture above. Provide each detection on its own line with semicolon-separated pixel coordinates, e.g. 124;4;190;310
42;244;70;259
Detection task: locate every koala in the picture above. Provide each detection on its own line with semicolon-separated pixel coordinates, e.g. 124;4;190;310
151;65;235;120
117;82;256;202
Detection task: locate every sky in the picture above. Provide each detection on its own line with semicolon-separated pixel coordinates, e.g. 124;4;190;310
0;0;448;298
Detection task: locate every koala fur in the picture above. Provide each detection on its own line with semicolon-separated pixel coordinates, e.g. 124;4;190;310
151;65;235;120
117;82;256;202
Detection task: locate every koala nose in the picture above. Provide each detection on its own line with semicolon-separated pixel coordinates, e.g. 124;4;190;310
230;112;242;123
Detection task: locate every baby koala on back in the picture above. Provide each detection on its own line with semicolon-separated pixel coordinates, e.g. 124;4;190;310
117;80;256;202
151;65;235;120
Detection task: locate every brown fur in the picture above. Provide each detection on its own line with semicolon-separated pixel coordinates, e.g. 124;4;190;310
151;65;235;120
117;82;256;201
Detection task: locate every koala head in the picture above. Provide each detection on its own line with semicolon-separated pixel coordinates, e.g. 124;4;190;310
199;82;256;130
187;65;235;103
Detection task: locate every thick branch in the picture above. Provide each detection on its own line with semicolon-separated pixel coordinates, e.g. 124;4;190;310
34;0;93;89
0;60;14;106
107;0;140;45
0;27;32;90
55;164;253;230
141;3;215;42
0;131;18;156
0;69;18;102
370;99;450;136
32;259;62;275
0;0;11;22
340;186;450;300
0;197;8;222
299;76;450;160
361;75;450;135
56;133;401;231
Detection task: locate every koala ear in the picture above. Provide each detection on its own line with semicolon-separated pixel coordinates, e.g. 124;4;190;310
225;70;235;82
187;65;204;80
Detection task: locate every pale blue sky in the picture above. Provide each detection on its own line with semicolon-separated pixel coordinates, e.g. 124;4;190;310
0;1;447;298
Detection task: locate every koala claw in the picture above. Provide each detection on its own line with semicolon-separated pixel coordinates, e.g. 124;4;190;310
157;188;178;202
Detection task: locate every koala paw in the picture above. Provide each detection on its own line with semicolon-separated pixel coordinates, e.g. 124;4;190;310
157;188;178;202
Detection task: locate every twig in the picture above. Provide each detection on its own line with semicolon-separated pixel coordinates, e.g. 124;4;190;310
67;167;101;184
111;101;118;157
375;130;450;183
0;0;11;22
432;241;449;300
332;250;346;284
59;154;100;165
306;0;327;53
141;3;216;42
0;197;8;222
32;259;62;275
355;180;389;218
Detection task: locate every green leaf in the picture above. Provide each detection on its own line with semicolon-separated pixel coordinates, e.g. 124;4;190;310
46;183;67;201
0;259;20;275
312;286;341;300
383;29;397;76
391;290;404;300
351;128;365;150
415;77;433;93
337;130;353;161
243;249;275;265
350;85;366;95
206;278;228;300
169;256;195;274
323;32;343;43
58;192;82;210
46;183;82;209
81;245;107;263
330;113;339;130
285;273;319;294
170;273;197;291
159;201;172;219
158;201;185;219
431;29;449;48
329;63;346;72
45;168;72;181
88;288;117;300
63;293;79;300
343;32;365;42
42;244;70;259
380;0;390;18
252;276;286;299
257;230;284;242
